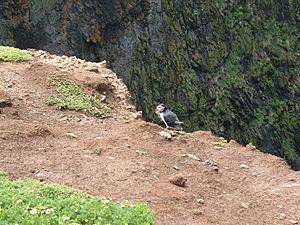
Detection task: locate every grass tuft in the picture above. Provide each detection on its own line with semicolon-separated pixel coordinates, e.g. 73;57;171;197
0;46;32;61
47;72;112;118
0;176;154;224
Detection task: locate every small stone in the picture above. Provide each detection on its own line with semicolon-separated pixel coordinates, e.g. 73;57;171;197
275;213;287;219
285;184;300;188
214;146;224;150
126;105;135;110
193;209;203;216
88;66;99;73
241;203;249;209
36;172;45;177
173;165;180;170
277;205;283;208
0;91;12;108
203;159;216;166
240;164;249;169
159;131;171;140
133;111;143;120
288;220;298;224
98;60;107;68
168;175;187;187
65;132;77;139
197;197;205;204
100;95;106;102
180;154;201;161
252;172;259;176
212;166;219;172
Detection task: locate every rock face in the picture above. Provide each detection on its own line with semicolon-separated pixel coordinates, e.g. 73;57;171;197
0;0;299;170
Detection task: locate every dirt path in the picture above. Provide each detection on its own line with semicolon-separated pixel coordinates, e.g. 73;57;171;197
0;51;299;225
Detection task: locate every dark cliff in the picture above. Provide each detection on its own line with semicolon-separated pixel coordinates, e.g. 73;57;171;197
0;0;299;169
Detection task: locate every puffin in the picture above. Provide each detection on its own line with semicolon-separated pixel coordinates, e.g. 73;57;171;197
155;103;183;130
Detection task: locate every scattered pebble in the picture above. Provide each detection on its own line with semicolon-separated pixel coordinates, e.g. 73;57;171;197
168;175;187;187
203;159;217;167
36;172;45;177
240;164;249;169
88;66;99;73
173;165;180;170
159;131;172;140
197;197;205;204
180;153;200;161
212;166;219;172
65;132;77;139
275;213;286;219
252;172;259;176
193;209;203;216
286;184;300;188
241;203;249;209
214;146;224;150
288;220;298;224
0;91;12;108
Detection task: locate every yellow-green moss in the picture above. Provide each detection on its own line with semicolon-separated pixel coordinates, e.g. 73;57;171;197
0;46;32;61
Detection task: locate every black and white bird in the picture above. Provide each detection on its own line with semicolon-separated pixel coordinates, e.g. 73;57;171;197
155;103;183;130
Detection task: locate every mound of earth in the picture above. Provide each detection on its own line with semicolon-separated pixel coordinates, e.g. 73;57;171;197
0;50;299;225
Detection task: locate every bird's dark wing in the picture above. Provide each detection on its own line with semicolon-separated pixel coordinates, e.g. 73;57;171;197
163;110;181;129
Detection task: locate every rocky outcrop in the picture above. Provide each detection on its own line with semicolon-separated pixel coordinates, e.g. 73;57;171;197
0;0;299;169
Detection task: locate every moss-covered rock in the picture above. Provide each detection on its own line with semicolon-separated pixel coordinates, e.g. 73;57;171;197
128;0;299;169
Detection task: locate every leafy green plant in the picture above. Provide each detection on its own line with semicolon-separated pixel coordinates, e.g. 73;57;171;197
0;176;154;224
211;137;227;147
0;46;32;61
47;72;112;118
246;143;256;150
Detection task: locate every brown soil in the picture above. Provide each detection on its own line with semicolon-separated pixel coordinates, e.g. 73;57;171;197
0;50;299;225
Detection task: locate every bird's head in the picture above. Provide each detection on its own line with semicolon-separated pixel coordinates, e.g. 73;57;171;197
155;103;167;115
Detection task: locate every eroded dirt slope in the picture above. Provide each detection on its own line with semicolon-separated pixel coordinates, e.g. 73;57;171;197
0;50;299;225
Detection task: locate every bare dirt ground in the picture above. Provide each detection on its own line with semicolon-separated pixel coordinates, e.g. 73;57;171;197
0;50;299;225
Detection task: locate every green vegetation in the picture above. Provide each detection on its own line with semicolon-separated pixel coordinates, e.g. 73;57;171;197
0;46;32;61
212;137;227;147
208;0;300;166
0;175;154;224
0;170;8;178
47;72;112;118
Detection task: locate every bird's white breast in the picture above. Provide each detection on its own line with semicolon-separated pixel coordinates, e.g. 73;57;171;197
159;113;164;120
